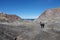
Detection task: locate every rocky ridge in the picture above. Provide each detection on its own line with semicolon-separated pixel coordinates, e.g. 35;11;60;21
34;8;60;23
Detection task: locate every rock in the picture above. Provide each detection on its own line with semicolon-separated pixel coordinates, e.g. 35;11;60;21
32;8;60;40
0;13;22;22
34;8;60;23
0;24;31;40
1;8;60;40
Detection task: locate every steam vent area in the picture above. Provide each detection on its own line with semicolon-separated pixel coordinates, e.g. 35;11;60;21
1;8;60;40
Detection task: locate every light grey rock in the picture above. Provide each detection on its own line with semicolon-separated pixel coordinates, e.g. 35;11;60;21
34;8;60;23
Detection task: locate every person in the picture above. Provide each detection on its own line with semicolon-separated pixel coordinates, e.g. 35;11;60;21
40;22;45;28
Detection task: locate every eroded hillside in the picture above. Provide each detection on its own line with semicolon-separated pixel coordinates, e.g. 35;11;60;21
1;8;60;40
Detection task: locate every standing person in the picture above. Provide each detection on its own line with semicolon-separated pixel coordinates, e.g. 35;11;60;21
40;22;45;28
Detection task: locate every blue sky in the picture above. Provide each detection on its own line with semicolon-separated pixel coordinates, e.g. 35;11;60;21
0;0;60;19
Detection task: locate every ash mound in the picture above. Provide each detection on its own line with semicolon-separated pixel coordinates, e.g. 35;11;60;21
34;8;60;23
0;13;22;22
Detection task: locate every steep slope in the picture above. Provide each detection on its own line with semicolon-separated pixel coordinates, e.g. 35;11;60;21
34;8;60;23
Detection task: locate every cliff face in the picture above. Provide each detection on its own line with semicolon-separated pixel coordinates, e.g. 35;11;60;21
34;8;60;23
0;13;22;22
